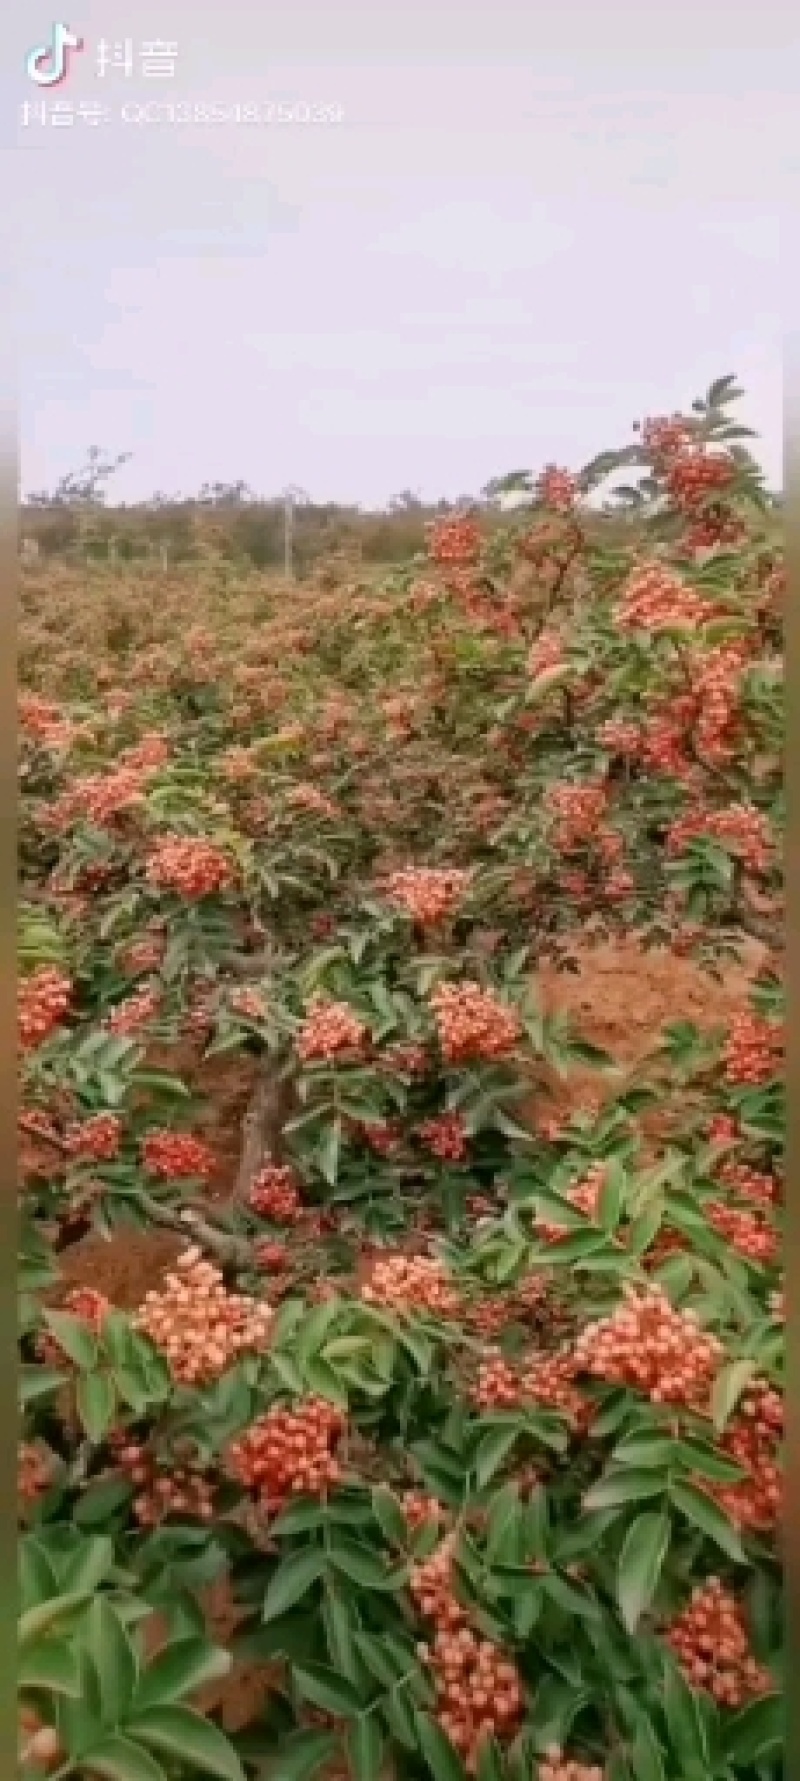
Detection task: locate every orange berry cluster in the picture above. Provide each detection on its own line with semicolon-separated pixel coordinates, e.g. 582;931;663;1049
417;1112;470;1162
540;1752;605;1781
723;1010;783;1086
118;934;166;976
573;1286;723;1408
248;1164;304;1223
296;995;369;1064
684;503;748;553
664;1578;773;1707
112;1437;215;1526
134;1247;273;1385
139;1130;217;1181
716;1159;778;1209
145;834;235;899
426;516;482;567
429;981;522;1065
613;564;716;634
714;1380;783;1531
666;804;773;875
226;1397;345;1509
411;1537;524;1770
385;867;471;928
361;1254;461;1319
18;967;72;1051
690;643;750;765
65;1113;122;1161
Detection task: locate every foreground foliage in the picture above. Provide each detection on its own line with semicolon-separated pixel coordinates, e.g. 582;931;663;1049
19;377;783;1780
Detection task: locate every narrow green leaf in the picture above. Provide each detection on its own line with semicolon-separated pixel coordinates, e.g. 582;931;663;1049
669;1481;745;1562
271;1730;338;1780
413;1710;468;1781
129;1705;246;1780
19;1590;92;1649
346;1716;384;1781
292;1662;364;1718
18;1638;81;1696
134;1636;232;1709
41;1308;98;1370
710;1358;758;1432
86;1598;139;1725
76;1371;118;1444
80;1737;167;1781
583;1470;667;1512
616;1511;670;1632
263;1550;326;1623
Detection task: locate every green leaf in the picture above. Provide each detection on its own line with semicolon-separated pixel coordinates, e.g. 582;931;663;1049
328;1540;393;1590
583;1470;667;1512
129;1705;246;1780
371;1485;407;1546
76;1370;118;1443
19;1590;93;1648
270;1731;338;1780
710;1358;758;1432
41;1308;99;1370
318;1117;343;1186
616;1510;670;1632
474;1424;520;1488
662;1658;711;1770
413;1710;468;1781
86;1598;139;1725
723;1692;783;1764
263;1549;326;1622
20;1364;68;1404
627;1715;668;1781
669;1481;745;1562
60;1534;115;1596
74;1477;135;1527
18;1638;81;1696
79;1737;167;1781
292;1661;364;1718
346;1716;384;1781
134;1636;232;1709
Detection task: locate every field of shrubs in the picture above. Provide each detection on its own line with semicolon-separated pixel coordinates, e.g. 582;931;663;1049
19;376;783;1781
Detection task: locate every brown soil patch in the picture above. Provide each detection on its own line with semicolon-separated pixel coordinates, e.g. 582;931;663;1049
57;1228;183;1308
530;934;767;1128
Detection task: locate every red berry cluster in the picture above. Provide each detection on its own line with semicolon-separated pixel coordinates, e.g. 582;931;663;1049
410;1537;524;1770
145;835;235;899
226;1397;345;1509
400;1489;447;1531
18;968;72;1051
536;1163;605;1240
664;1578;773;1707
18;1441;53;1504
417;1112;470;1162
65;1113;122;1162
349;1117;403;1157
543;780;609;853
117;934;166;976
253;1238;291;1275
248;1164;304;1223
120;733;171;771
385;866;471;928
140;1130;216;1181
134;1247;273;1384
716;1159;778;1209
613;564;715;634
639;414;694;461
664;450;736;511
536;466;578;511
430;981;522;1065
229;986;268;1021
684;502;748;553
426;516;482;567
666;804;773;875
527;630;565;678
723;1010;783;1086
112;1438;215;1526
714;1380;783;1531
361;1254;462;1319
707;1200;778;1264
105;984;162;1036
379;1040;430;1079
540;1752;605;1781
573;1286;723;1408
296;996;369;1064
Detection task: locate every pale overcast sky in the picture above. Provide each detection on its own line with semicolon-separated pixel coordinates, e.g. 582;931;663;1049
12;3;790;505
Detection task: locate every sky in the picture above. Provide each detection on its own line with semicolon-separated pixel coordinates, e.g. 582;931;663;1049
11;3;791;506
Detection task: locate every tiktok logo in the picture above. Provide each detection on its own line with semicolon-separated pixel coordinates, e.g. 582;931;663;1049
26;22;83;87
